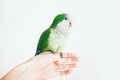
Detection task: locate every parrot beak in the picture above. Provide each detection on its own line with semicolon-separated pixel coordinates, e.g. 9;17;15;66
69;21;72;27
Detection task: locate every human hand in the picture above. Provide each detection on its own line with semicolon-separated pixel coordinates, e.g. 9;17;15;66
1;52;79;80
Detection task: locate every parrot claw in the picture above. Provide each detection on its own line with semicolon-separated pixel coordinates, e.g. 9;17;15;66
60;52;63;58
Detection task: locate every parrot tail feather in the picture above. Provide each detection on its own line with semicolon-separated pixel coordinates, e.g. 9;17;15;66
35;49;41;56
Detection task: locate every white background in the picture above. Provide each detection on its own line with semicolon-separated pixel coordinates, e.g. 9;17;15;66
0;0;120;80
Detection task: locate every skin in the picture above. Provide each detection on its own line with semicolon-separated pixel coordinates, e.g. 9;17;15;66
1;52;79;80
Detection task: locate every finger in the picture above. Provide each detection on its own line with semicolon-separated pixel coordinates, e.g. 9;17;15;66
60;70;72;76
45;69;72;79
61;57;80;64
53;58;78;68
63;70;72;75
55;63;77;72
61;63;77;69
71;57;80;62
62;53;76;58
68;63;77;68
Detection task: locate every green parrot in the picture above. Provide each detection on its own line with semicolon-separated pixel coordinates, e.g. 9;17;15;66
35;13;72;56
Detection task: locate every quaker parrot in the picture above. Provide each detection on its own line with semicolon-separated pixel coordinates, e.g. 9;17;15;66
35;13;72;57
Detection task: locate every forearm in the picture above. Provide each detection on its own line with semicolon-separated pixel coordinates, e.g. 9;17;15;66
1;61;45;80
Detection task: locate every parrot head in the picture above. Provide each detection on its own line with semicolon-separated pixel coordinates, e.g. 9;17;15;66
51;13;72;29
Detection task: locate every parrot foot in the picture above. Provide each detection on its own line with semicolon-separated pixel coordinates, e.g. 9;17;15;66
48;50;55;54
48;50;63;58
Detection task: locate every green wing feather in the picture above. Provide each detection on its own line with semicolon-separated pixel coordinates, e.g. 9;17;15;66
35;28;50;55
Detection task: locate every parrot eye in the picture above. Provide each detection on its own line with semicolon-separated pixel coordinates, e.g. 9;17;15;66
65;17;68;20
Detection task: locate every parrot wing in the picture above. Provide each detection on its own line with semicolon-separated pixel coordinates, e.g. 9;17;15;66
35;28;51;55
